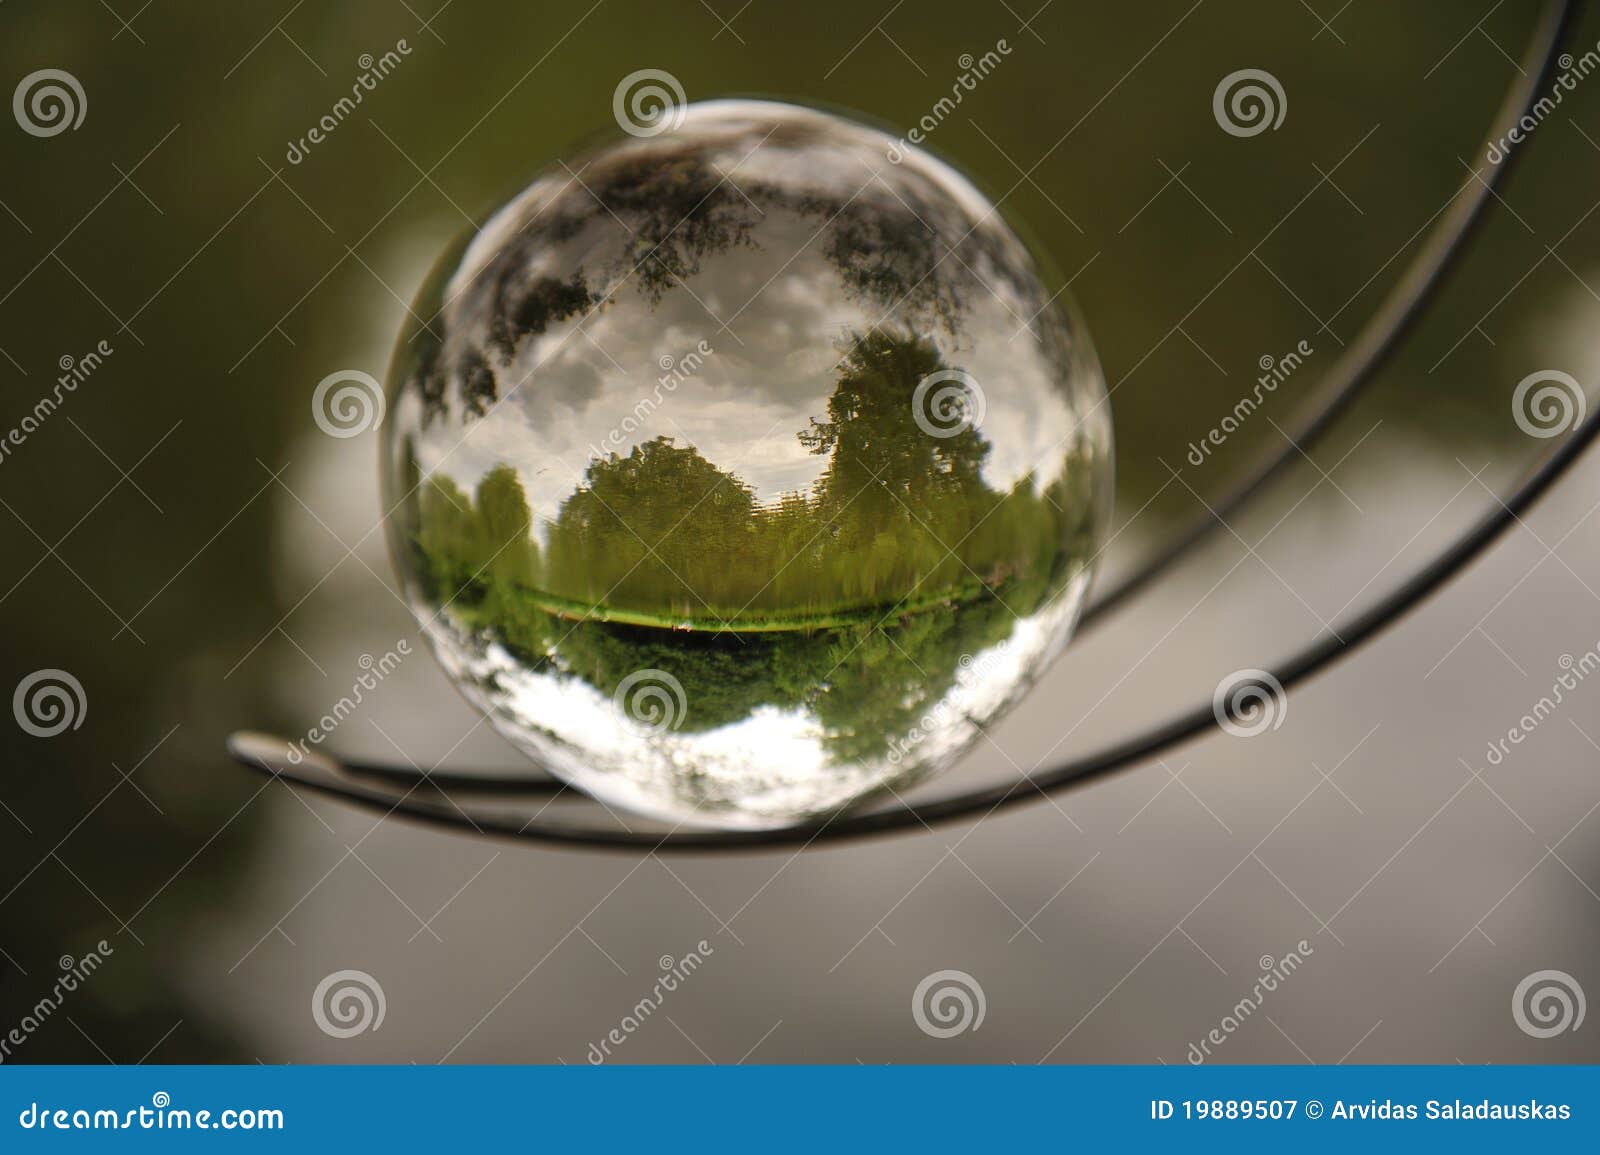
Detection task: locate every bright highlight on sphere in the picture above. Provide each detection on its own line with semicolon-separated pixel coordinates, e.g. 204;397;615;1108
382;99;1112;828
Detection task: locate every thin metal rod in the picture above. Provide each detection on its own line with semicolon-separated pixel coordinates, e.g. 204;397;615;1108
230;0;1579;851
232;382;1600;848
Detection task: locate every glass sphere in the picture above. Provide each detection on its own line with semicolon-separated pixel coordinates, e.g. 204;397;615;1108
381;99;1112;829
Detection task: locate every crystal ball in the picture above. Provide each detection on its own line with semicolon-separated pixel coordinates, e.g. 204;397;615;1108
381;99;1112;829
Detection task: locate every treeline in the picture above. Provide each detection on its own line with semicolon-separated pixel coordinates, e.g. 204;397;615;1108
412;330;1097;624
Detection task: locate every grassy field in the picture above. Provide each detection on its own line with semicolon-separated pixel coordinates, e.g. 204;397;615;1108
497;576;999;633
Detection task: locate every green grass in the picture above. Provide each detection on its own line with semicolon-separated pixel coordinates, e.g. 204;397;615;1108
493;576;998;633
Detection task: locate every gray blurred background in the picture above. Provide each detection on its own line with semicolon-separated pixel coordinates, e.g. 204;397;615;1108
2;0;1599;1063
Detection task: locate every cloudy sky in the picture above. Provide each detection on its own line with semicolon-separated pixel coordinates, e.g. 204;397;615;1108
399;100;1109;540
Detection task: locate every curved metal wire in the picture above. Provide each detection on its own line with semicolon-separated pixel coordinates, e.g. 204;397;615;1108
231;0;1580;851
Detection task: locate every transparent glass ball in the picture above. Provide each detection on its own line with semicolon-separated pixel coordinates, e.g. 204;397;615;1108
381;99;1112;829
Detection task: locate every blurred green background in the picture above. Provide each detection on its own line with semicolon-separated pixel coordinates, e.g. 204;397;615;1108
2;0;1598;1063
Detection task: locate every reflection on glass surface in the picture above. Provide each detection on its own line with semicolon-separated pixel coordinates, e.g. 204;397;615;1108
381;100;1112;827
